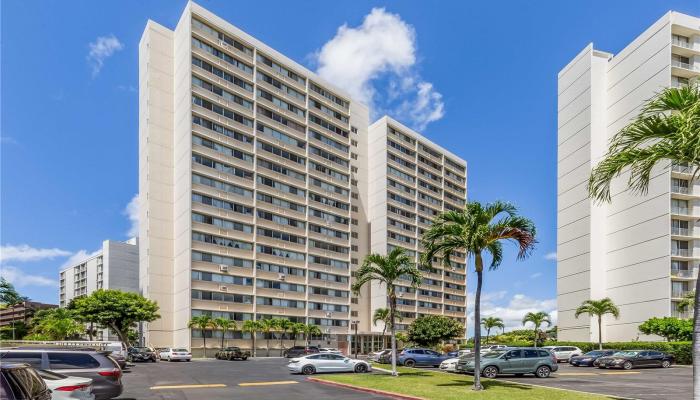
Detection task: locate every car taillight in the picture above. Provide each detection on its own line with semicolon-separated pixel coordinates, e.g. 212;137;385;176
55;384;90;392
99;369;122;378
187;352;192;355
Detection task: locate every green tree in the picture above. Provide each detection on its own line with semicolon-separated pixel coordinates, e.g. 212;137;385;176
586;84;700;398
677;291;695;314
574;298;620;350
260;318;278;357
289;322;305;347
407;315;463;347
0;321;29;340
421;201;536;390
522;311;551;347
213;317;236;350
68;289;159;351
639;317;692;342
188;315;215;357
277;319;292;351
0;278;25;309
31;308;84;340
242;320;261;357
302;323;322;346
373;308;403;341
481;317;505;344
352;248;422;376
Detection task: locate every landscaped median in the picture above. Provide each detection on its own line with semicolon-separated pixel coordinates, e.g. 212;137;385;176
311;366;615;400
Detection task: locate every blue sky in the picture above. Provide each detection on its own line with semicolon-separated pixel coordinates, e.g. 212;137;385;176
2;0;699;331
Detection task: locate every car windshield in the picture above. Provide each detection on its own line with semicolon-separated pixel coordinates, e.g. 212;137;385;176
613;351;639;357
134;347;151;352
483;351;506;359
173;348;188;352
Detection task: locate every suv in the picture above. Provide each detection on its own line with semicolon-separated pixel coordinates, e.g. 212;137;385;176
0;349;122;400
284;346;320;358
127;347;158;362
1;363;52;400
541;346;582;362
457;348;558;378
398;348;451;367
215;347;250;360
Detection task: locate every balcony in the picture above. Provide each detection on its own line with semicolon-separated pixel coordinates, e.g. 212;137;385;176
672;185;690;194
672;227;690;236
672;206;689;215
671;248;691;257
671;268;696;278
671;310;693;319
672;163;694;174
672;289;693;298
672;60;697;70
672;37;692;49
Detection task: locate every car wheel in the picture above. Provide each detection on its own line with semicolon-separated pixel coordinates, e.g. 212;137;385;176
535;366;551;378
661;360;671;368
354;363;368;373
622;362;633;370
167;357;172;362
404;359;416;368
482;366;498;379
242;357;248;361
302;365;316;375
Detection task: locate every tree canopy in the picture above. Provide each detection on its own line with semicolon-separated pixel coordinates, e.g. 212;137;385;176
638;317;692;342
407;315;463;347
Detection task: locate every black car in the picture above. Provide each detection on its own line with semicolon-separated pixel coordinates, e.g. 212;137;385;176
128;347;158;362
569;350;618;367
595;350;674;370
284;346;320;358
215;347;251;360
1;363;52;400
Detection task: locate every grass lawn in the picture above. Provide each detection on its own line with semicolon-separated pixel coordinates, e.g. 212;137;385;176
317;366;615;400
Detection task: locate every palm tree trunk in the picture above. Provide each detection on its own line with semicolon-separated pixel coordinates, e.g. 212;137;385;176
389;291;398;377
266;334;271;357
486;328;490;345
598;315;603;351
202;329;207;358
692;274;699;399
473;262;484;391
534;327;538;347
251;330;257;357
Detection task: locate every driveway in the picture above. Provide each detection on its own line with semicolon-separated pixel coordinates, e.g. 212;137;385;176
117;357;390;400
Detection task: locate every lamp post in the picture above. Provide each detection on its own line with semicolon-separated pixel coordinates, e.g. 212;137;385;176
351;320;360;358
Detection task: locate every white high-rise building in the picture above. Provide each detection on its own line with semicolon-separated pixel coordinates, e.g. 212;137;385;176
139;1;468;353
557;11;700;342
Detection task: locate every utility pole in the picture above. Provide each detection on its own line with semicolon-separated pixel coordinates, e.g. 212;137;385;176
352;320;360;358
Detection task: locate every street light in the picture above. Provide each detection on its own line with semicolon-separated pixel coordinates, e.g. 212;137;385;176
351;320;360;359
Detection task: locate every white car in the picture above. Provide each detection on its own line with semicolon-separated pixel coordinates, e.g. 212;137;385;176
159;347;192;362
480;345;508;354
37;369;94;400
542;346;582;362
439;357;460;372
319;348;342;354
288;354;372;375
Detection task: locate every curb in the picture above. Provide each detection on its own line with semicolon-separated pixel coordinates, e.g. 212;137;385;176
498;378;639;400
307;377;424;400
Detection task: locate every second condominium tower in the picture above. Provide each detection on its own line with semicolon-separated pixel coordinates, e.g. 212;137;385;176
140;1;467;351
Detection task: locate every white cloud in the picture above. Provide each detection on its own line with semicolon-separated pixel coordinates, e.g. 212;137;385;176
544;252;557;261
315;8;444;130
87;34;124;77
124;194;139;238
59;249;102;271
530;272;542;279
1;266;57;288
0;245;72;263
468;291;557;334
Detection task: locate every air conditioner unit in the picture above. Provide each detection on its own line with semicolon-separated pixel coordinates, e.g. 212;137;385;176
278;273;286;281
219;264;229;272
325;312;332;318
220;286;228;292
398;293;404;298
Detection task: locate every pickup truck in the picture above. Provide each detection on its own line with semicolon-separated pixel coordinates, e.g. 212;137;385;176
215;347;250;361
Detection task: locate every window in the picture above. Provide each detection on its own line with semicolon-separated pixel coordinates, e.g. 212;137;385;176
192;251;253;268
193;115;252;143
192;57;253;92
257;53;305;85
257;89;305;117
192;95;253;127
257;123;305;148
257;71;305;101
505;350;522;359
191;37;252;74
48;353;100;369
192;154;254;180
351;311;358;317
524;349;540;358
310;114;349;138
257;140;305;165
309;82;349;110
0;352;43;368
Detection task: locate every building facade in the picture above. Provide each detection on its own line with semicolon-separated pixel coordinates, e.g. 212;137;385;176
557;11;700;342
0;301;57;338
139;1;467;352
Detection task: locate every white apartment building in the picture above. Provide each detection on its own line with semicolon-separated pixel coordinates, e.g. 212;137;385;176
59;238;139;339
557;11;700;342
139;2;467;353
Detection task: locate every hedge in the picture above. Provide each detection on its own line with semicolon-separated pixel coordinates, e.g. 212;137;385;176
460;341;692;364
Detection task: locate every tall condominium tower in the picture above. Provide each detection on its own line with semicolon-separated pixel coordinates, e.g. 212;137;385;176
139;1;466;352
557;11;700;342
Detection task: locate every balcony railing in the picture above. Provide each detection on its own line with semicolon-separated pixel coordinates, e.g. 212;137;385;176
672;38;692;49
671;268;695;278
671;310;693;319
672;227;689;236
672;60;698;71
672;163;693;174
672;206;689;215
672;185;690;194
672;248;691;257
672;289;692;298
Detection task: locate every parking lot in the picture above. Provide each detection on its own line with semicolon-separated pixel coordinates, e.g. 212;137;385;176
116;357;390;400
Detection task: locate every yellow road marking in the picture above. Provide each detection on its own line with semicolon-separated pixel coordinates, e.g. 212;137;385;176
150;384;227;390
238;381;299;387
601;371;640;375
556;372;597;376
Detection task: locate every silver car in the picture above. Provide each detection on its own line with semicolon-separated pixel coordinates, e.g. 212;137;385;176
288;354;371;375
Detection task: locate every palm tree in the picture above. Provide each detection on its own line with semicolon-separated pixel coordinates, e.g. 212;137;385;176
213;317;236;350
373;307;402;348
188;315;215;358
242;320;261;357
522;312;551;347
277;319;292;352
352;247;422;377
260;318;278;357
421;201;536;390
303;323;322;346
289;322;305;347
574;298;620;350
586;84;700;398
481;317;504;344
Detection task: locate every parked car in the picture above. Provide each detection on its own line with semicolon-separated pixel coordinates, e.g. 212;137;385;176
283;346;320;358
153;348;168;360
101;344;127;370
378;349;398;364
595;350;674;370
479;345;508;354
569;350;618;367
127;347;157;363
398;348;451;367
158;348;192;362
439;357;460;372
456;348;558;378
319;348;341;354
215;347;250;360
288;354;371;375
368;349;390;362
1;362;52;400
541;346;582;362
36;369;94;400
0;349;122;400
